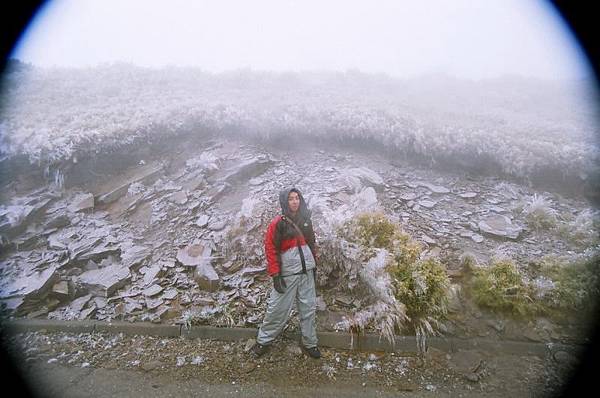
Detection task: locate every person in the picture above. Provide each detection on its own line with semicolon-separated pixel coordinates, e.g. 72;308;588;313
251;187;320;359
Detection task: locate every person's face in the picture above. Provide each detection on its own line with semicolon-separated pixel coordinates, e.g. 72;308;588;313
288;191;300;214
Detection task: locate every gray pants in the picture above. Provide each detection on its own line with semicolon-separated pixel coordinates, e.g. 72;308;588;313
256;272;317;348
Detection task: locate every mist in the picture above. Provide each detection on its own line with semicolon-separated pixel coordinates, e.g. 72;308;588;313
1;1;600;397
11;0;593;80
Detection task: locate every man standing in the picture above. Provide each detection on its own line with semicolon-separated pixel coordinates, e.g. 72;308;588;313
251;187;320;359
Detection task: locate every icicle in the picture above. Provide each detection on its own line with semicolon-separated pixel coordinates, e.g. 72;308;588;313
53;168;65;190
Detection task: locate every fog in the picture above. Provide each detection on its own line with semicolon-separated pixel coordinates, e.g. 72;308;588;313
2;2;600;397
11;0;593;80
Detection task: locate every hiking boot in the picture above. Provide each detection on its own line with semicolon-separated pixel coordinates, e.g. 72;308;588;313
302;346;321;359
250;343;270;358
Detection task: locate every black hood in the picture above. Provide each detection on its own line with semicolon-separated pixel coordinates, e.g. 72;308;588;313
279;187;311;220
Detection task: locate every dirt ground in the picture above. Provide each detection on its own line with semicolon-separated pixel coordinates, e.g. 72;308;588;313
1;329;584;398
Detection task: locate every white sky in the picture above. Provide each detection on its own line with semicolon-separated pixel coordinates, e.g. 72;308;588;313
11;0;593;80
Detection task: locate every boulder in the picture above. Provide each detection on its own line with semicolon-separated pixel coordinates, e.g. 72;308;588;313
0;265;59;300
176;244;212;267
220;158;272;185
168;191;188;205
196;215;210;228
418;182;450;194
193;263;220;292
478;215;522;240
121;245;152;271
76;263;131;297
95;163;163;205
68;193;94;213
342;167;384;192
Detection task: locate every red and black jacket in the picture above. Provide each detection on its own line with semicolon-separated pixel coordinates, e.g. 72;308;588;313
264;188;317;276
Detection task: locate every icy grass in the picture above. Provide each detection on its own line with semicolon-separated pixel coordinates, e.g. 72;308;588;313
522;194;558;231
1;66;597;188
468;253;600;319
514;195;599;247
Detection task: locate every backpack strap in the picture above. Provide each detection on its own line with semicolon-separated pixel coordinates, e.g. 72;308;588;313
281;215;307;274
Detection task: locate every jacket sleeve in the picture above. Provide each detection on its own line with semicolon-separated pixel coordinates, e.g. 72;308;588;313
264;217;281;276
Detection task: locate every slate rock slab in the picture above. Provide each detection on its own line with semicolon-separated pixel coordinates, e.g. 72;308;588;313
478;215;522;240
76;264;131;297
177;244;212;267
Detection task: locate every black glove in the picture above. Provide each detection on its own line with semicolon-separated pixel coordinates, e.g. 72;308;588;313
273;274;287;294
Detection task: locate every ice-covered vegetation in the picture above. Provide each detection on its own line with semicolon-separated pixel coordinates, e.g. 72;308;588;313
1;63;598;195
325;212;450;357
467;253;600;319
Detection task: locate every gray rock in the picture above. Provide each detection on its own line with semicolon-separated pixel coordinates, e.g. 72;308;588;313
70;294;92;312
79;305;96;320
193;263;220;292
478;215;522;240
208;220;227;231
168;191;188;205
196;215;210;228
143;284;163;297
51;281;71;299
0;265;59;300
221;158;272;186
399;192;418;201
121;245;152;271
419;182;450;194
240;266;264;277
160;288;178;300
458;192;478;199
244;338;256;353
68;193;94;213
470;234;484;243
418;200;436;209
142;264;164;287
76;264;131;297
343;167;385;192
145;297;164;310
176;244;212;267
421;234;436;245
96;163;163;205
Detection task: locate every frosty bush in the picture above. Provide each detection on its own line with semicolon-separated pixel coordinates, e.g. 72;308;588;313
469;258;537;317
332;212;450;357
557;208;600;247
522;194;557;231
534;254;600;315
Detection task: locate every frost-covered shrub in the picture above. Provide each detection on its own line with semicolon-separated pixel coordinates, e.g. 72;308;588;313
535;254;600;314
557;208;600;247
333;212;450;357
522;194;557;231
387;256;449;356
469;259;536;317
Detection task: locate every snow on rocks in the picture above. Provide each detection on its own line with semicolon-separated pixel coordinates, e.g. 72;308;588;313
478;214;523;240
75;263;131;298
0;135;594;341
